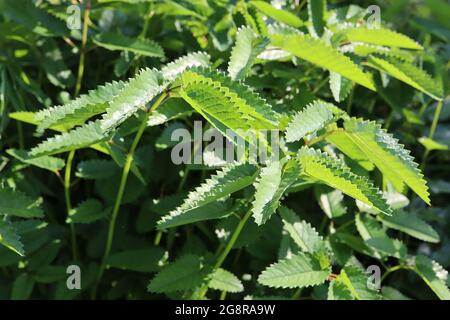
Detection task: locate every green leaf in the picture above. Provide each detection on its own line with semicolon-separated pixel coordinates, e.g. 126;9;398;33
329;265;381;300
258;252;330;289
419;137;448;151
106;247;165;272
252;160;299;225
208;268;244;293
66;199;108;224
368;56;443;100
279;206;325;253
307;0;326;37
271;34;375;90
34;80;125;132
333;118;430;204
11;273;35;300
29;121;107;157
329;72;353;103
155;122;188;150
75;159;117;180
6;148;64;172
381;286;411;300
327;280;353;300
413;255;450;300
355;212;407;259
157;200;232;230
148;255;210;293
285;100;336;142
355;213;386;241
336;28;423;49
158;164;258;229
161;52;211;81
356;191;410;214
9;111;65;132
380;210;440;243
315;186;347;218
39;38;75;88
228;26;269;80
365;237;407;259
250;1;304;28
0;189;43;218
298;147;392;215
178;68;279;138
93;32;164;58
100;68;167;133
147;98;193;127
0;220;24;256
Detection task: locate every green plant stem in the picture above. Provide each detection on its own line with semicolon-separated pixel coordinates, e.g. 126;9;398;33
291;288;302;300
74;0;91;96
64;150;78;261
421;100;443;169
346;88;354;114
312;76;329;94
154;230;162;245
197;208;253;299
139;3;153;39
381;265;411;283
92;92;167;299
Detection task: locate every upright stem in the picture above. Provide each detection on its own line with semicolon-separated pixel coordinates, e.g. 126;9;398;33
197;208;253;299
64;150;78;261
92;92;168;299
74;0;91;96
421;100;443;169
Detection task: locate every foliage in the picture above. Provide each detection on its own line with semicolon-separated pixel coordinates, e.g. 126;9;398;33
0;0;449;301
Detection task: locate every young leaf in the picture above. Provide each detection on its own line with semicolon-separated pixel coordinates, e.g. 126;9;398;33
258;252;330;289
285;100;335;142
271;34;376;90
93;32;164;58
297;147;392;215
208;268;244;293
228;26;269;80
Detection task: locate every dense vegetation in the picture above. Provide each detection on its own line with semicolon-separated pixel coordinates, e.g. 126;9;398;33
0;0;449;300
